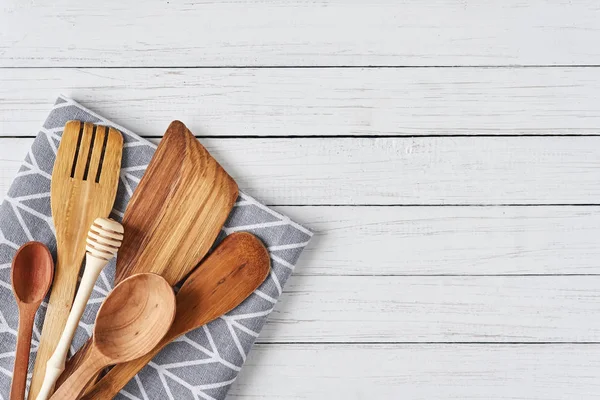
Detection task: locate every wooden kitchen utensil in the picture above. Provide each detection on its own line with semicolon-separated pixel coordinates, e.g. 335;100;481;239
48;273;176;400
10;242;54;400
80;232;270;399
28;121;123;400
56;120;238;387
36;218;124;400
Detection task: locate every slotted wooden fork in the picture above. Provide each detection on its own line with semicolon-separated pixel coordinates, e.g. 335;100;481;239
28;121;123;400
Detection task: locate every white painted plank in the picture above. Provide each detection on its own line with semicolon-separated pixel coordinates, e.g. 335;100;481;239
2;68;600;137
2;137;600;205
231;344;600;399
257;275;600;342
284;206;600;275
2;138;599;275
2;136;599;275
2;0;600;66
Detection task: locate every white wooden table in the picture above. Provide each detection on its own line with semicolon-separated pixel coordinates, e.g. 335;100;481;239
2;1;600;398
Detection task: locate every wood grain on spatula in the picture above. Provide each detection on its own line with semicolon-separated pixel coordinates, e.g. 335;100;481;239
80;232;270;400
57;120;239;387
115;120;239;283
28;121;123;400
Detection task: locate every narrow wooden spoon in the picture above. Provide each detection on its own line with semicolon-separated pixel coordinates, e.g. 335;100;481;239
48;273;175;400
10;242;54;400
81;232;270;399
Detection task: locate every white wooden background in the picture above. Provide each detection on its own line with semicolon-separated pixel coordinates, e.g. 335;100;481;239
2;1;600;398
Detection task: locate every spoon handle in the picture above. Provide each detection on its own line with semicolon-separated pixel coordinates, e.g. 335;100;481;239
10;307;36;400
47;345;106;400
80;336;171;399
36;254;109;400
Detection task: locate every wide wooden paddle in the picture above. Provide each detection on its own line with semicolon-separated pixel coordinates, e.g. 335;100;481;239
28;121;123;400
80;232;270;399
56;120;239;387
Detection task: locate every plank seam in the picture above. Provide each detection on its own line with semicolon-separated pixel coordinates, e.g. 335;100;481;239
253;341;600;345
4;135;600;139
2;65;600;69
291;274;600;277
268;204;600;207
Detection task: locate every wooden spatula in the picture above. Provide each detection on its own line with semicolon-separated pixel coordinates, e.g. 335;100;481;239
28;121;123;400
80;232;270;399
56;120;239;387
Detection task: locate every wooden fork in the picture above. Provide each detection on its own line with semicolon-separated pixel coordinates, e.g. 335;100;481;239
27;121;123;400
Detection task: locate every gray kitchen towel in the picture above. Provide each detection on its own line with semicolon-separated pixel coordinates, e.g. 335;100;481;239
0;96;313;400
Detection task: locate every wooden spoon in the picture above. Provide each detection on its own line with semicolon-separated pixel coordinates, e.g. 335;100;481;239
35;219;124;400
48;273;176;400
81;232;270;399
57;120;238;387
29;121;123;400
10;242;54;400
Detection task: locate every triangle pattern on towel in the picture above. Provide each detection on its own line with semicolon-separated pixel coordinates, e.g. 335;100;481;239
0;96;312;400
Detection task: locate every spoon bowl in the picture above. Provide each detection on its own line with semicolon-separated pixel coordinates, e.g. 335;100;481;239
11;241;54;304
48;273;175;400
94;273;175;362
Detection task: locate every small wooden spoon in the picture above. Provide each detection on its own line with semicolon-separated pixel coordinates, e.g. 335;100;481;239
10;242;54;400
48;273;175;400
81;232;270;399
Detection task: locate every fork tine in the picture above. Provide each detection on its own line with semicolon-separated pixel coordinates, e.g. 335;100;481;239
73;123;95;180
96;127;123;185
53;121;82;178
87;125;107;182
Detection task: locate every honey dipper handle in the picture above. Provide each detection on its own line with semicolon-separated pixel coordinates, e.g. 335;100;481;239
36;255;109;400
28;254;81;400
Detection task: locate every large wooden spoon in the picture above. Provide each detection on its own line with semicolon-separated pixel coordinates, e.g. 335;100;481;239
48;273;176;400
10;242;54;400
57;120;238;387
80;232;270;399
